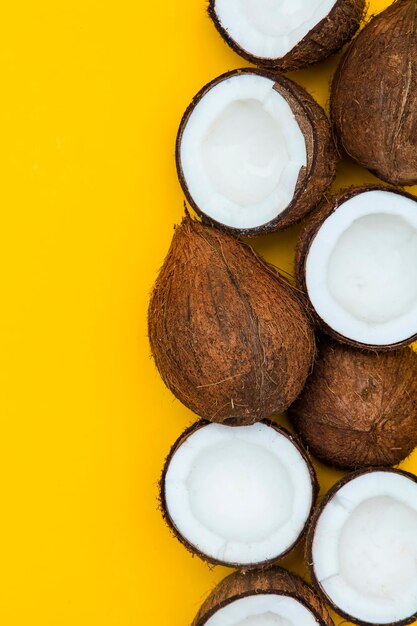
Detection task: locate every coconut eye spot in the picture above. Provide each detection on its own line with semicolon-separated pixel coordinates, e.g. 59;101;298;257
204;595;319;626
214;0;337;58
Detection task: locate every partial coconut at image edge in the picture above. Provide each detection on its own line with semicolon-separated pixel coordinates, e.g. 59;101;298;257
288;337;417;470
160;420;318;570
208;0;365;72
295;186;417;350
306;468;417;626
192;568;335;626
176;69;337;237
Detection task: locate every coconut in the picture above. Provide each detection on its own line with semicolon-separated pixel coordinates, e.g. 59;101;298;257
295;186;417;350
176;69;337;236
307;468;417;626
208;0;365;72
160;420;318;569
331;0;417;186
192;567;334;626
148;215;315;424
288;337;417;470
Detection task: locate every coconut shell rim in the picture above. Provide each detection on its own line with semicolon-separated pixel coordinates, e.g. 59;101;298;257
160;418;319;570
306;466;417;626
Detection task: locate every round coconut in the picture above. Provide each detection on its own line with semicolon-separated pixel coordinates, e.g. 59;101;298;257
295;185;417;350
306;468;417;626
288;337;417;470
149;215;315;424
208;0;365;72
192;567;334;626
331;0;417;186
160;420;318;570
176;69;337;237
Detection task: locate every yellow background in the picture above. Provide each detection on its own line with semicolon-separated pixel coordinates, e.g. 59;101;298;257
0;0;415;624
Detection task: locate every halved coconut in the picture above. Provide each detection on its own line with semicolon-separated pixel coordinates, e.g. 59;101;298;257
161;420;317;569
296;186;417;350
192;567;334;626
307;468;417;626
208;0;365;72
176;69;337;236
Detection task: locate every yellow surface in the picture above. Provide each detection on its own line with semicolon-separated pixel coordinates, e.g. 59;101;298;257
0;0;415;624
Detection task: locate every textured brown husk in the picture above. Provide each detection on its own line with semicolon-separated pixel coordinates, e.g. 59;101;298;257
331;0;417;186
176;69;337;237
295;185;417;350
306;467;417;626
208;0;365;72
149;215;315;424
192;567;335;626
160;420;318;570
289;337;417;469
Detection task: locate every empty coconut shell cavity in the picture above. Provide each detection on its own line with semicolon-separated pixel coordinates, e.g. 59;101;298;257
289;338;417;470
307;468;417;626
192;567;334;626
176;69;337;236
296;186;417;350
161;421;318;569
331;0;417;186
149;216;315;424
208;0;365;72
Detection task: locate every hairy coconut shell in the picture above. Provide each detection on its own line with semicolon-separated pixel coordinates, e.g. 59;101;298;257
176;69;337;237
331;0;417;186
192;567;335;626
148;215;315;424
289;337;417;470
295;185;417;350
208;0;365;72
160;420;319;569
306;467;417;626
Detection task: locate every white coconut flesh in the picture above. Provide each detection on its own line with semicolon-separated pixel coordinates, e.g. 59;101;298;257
164;422;314;565
204;594;319;626
305;190;417;345
213;0;337;59
311;471;417;625
179;73;307;229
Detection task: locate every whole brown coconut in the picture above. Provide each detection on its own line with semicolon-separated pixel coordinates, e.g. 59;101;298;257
148;215;315;424
192;567;335;626
331;0;417;186
289;338;417;469
208;0;365;72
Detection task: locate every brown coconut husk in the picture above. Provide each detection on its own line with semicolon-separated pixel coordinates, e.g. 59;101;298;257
306;467;417;626
208;0;365;72
295;185;417;350
288;337;417;470
331;0;417;186
160;420;319;569
176;69;337;237
192;567;335;626
149;215;315;424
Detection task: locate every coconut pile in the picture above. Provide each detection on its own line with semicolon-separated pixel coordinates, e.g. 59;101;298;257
148;2;417;626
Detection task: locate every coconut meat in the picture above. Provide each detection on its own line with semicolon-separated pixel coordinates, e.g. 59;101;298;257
179;73;307;229
164;422;314;565
306;190;417;345
312;471;417;624
213;0;337;59
204;594;319;626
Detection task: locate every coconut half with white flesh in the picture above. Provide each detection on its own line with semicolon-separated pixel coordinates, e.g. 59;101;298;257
192;567;335;626
160;420;318;569
307;468;417;626
296;186;417;349
208;0;365;72
176;69;337;236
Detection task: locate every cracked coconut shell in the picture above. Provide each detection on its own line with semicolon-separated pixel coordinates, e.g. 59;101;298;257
148;216;315;424
331;0;417;186
289;337;417;470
